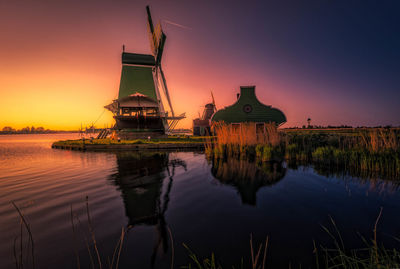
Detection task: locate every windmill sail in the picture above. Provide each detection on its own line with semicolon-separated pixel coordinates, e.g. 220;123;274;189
159;67;175;117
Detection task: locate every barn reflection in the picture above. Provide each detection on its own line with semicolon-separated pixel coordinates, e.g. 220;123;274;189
211;158;286;205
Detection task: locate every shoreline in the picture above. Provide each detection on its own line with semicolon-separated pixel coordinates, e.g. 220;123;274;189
51;137;206;151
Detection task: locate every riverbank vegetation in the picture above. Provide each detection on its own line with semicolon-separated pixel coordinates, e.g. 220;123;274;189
12;199;400;269
53;135;207;146
183;212;400;269
206;123;400;179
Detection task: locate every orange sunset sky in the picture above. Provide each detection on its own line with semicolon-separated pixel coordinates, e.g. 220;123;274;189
1;0;399;130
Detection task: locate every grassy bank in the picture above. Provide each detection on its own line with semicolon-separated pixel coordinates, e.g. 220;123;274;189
206;124;400;178
285;128;400;179
53;135;208;146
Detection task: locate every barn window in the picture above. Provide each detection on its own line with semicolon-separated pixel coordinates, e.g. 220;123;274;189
231;123;241;133
243;104;253;113
256;123;265;133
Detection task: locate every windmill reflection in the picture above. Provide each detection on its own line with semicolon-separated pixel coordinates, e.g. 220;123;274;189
211;158;286;205
109;151;186;268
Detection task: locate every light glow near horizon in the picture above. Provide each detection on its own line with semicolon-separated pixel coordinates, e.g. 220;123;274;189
1;0;399;130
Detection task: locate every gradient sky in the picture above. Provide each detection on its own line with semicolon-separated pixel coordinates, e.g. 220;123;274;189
1;0;399;130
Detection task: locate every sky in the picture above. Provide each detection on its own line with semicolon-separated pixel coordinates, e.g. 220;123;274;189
0;0;399;130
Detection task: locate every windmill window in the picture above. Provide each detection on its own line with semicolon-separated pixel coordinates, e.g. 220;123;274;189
146;108;157;116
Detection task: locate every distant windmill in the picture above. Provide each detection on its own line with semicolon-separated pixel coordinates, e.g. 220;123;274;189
192;91;217;136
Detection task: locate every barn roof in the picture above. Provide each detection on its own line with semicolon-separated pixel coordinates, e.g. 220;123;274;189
211;86;286;125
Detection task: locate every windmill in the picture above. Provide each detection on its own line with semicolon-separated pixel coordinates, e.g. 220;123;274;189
192;91;217;136
109;152;187;267
105;6;185;139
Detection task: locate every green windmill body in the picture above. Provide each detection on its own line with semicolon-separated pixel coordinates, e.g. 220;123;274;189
105;6;185;139
118;62;157;101
211;86;286;127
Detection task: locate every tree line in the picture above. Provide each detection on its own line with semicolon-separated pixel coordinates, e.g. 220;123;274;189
1;126;57;134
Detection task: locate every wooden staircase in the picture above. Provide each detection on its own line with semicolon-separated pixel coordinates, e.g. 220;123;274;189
96;129;111;139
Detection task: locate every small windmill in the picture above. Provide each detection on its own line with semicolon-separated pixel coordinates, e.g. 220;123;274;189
105;6;185;138
192;91;217;136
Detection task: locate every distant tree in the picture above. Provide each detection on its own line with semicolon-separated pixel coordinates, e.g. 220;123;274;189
307;118;311;128
2;126;15;133
30;126;35;133
20;126;30;133
36;127;45;133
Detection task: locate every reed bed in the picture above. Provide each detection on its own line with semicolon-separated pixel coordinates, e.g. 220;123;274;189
288;129;400;178
206;122;285;161
206;124;400;179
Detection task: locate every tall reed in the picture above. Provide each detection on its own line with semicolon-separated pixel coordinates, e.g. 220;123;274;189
11;198;127;269
207;122;284;161
182;210;400;269
207;126;400;178
284;128;400;178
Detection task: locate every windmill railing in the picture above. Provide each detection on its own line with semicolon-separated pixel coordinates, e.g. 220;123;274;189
165;113;186;132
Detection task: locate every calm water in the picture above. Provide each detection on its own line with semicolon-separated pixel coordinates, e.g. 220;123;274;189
1;134;400;269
